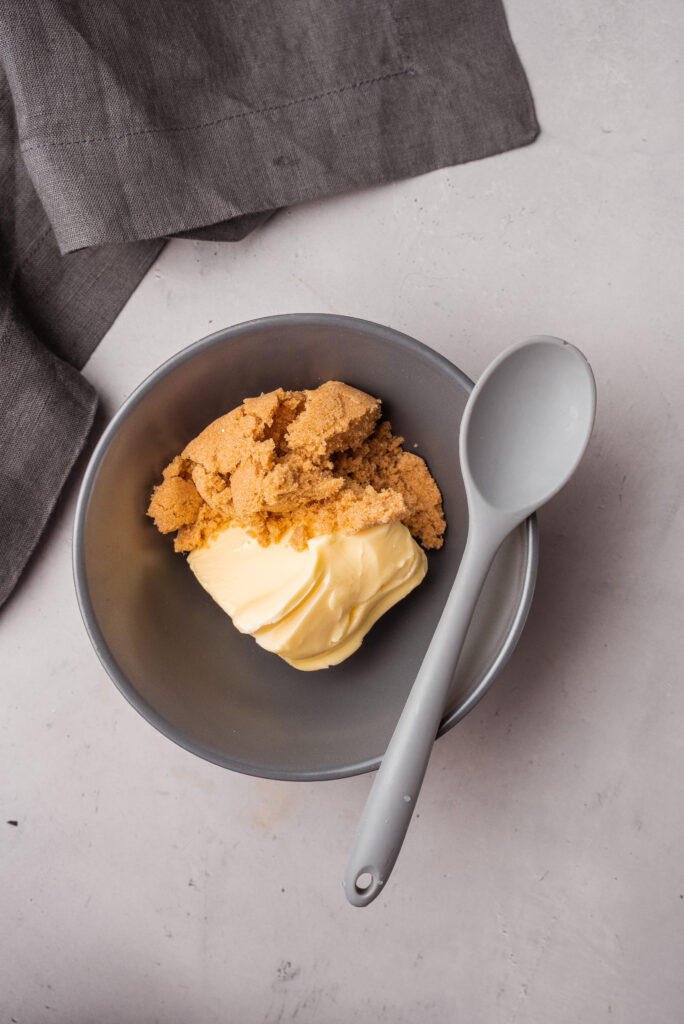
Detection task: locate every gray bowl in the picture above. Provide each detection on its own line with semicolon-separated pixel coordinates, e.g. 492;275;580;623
73;314;537;781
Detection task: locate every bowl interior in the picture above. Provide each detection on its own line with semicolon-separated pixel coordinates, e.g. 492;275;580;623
76;316;535;779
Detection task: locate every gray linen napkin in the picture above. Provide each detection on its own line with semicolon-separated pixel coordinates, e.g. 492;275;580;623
0;0;539;608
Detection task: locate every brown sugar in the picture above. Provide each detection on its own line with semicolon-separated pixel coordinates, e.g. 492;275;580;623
147;381;445;553
285;380;381;459
147;475;203;533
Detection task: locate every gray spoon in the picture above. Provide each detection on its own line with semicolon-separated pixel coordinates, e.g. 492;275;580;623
344;336;596;907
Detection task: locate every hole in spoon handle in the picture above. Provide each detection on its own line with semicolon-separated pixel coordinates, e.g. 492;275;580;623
345;867;385;907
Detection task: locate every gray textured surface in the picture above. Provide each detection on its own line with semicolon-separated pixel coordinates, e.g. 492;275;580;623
1;2;683;1021
4;0;537;250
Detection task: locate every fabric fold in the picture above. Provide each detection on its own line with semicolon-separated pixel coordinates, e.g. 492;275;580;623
1;0;539;253
0;304;97;606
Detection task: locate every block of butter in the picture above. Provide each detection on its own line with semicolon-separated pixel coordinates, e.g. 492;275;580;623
188;520;426;670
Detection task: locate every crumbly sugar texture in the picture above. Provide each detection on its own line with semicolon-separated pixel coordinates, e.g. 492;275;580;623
147;381;445;552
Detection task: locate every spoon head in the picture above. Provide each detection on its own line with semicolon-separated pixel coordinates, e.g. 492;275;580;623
461;337;596;519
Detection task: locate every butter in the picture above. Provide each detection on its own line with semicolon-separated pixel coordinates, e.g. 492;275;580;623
187;521;427;670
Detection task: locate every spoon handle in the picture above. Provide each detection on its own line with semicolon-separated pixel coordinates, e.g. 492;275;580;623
344;530;500;907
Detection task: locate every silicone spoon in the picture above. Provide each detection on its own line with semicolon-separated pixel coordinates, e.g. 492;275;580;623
344;336;596;906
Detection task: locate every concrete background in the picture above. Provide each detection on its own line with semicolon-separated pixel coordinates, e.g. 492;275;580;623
2;2;683;1021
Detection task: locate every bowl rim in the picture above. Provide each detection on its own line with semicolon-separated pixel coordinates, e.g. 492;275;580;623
73;313;538;781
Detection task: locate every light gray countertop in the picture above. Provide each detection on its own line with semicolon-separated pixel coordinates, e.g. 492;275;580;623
2;3;683;1021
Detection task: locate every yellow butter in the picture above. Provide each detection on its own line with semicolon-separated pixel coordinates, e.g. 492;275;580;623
187;521;427;670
